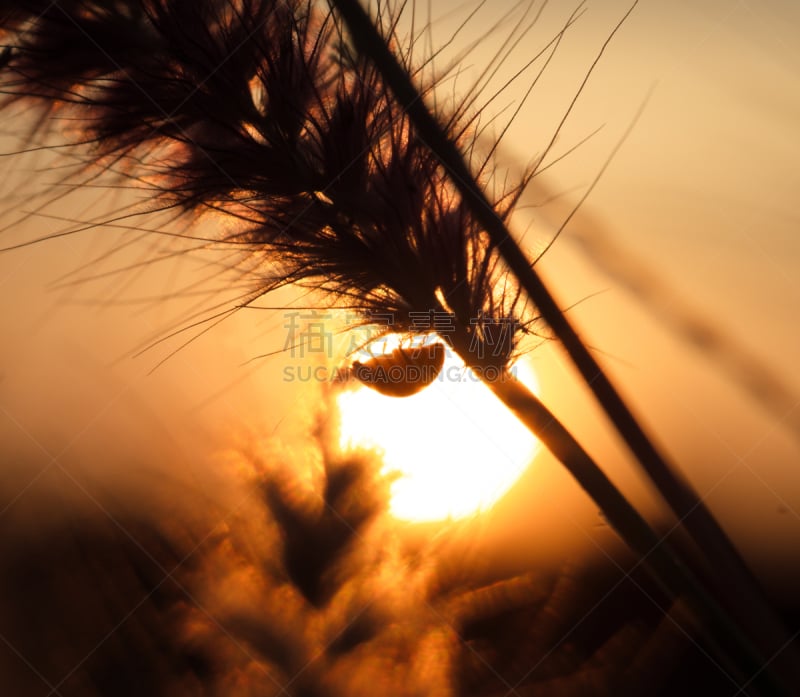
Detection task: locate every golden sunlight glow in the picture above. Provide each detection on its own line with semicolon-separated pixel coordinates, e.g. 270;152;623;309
337;346;540;522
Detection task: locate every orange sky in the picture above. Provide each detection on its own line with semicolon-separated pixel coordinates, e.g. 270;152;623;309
1;0;798;604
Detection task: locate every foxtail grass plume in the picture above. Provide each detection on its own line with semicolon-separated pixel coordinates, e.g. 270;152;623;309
1;2;798;694
0;0;533;373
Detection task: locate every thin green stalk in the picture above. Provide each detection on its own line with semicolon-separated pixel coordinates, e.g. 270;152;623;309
330;0;800;692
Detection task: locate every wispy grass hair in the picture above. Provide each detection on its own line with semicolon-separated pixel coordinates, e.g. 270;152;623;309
1;0;533;367
3;2;798;692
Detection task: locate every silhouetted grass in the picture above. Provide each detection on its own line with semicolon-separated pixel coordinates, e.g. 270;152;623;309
1;1;797;694
1;414;763;696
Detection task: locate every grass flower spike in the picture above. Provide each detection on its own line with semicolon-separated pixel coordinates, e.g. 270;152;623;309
1;1;797;694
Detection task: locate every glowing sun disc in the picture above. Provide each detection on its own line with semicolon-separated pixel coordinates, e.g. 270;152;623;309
337;350;540;522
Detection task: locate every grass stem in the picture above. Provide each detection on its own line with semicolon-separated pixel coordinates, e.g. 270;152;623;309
330;0;800;691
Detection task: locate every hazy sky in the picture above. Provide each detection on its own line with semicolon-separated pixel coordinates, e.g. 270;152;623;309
1;0;798;601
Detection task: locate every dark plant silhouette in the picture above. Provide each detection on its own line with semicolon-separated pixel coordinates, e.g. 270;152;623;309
1;1;797;694
3;415;737;696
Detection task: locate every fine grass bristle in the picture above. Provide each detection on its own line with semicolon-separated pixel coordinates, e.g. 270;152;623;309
1;1;797;695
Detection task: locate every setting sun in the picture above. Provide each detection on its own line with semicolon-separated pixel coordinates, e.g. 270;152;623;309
337;346;540;522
